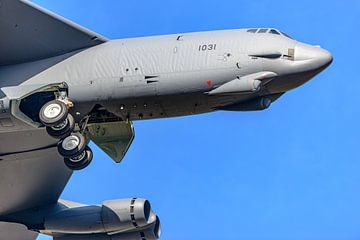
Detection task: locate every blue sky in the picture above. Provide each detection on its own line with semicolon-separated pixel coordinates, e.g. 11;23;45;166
34;0;360;239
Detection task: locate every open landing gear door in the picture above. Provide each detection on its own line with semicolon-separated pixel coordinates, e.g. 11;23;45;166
86;121;135;163
1;83;69;128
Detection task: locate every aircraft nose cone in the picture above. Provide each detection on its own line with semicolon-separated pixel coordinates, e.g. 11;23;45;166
295;44;333;68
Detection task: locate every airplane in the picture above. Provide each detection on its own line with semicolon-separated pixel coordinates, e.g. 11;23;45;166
0;0;333;239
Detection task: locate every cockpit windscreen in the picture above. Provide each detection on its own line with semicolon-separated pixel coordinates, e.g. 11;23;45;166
247;28;293;39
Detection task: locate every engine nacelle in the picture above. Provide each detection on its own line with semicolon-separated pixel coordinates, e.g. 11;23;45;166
102;198;152;234
110;216;161;240
44;198;158;236
53;216;161;240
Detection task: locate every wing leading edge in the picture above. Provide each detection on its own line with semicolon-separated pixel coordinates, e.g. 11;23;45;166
0;0;108;66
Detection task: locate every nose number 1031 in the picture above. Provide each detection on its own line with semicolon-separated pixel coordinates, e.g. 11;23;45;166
198;44;217;51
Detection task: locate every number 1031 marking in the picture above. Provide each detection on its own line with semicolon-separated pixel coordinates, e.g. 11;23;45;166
199;44;217;51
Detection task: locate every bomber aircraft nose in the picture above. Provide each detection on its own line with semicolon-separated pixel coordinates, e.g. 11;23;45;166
295;44;333;69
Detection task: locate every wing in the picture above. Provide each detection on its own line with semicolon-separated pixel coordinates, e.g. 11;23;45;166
0;0;108;66
0;125;73;216
0;124;72;238
0;222;38;240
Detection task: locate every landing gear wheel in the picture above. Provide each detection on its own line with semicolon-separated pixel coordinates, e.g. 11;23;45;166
57;132;87;159
39;100;68;127
64;146;93;171
46;114;75;139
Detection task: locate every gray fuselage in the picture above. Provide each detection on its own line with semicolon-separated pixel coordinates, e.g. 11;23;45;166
0;28;332;123
0;27;333;240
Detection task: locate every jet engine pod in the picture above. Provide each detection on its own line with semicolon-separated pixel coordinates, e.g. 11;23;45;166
220;97;272;112
102;198;153;234
52;216;161;240
111;216;161;240
43;198;157;235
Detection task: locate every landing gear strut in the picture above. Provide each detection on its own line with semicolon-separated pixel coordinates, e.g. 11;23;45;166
39;99;93;171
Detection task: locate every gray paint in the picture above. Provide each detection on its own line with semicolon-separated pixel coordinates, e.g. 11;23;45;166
0;129;72;215
0;222;38;240
0;0;107;66
0;51;82;87
5;29;331;123
0;1;333;239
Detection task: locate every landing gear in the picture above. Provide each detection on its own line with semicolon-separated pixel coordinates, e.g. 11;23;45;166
39;100;68;127
46;114;75;139
58;132;93;171
39;99;93;171
64;146;93;171
58;132;93;170
58;132;87;158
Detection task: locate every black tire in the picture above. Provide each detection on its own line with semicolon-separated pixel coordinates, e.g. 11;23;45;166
57;132;87;158
39;100;68;127
46;114;75;139
64;146;93;171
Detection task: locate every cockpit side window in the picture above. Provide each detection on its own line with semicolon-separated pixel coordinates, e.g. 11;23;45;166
281;31;293;39
247;29;258;33
270;29;280;35
258;29;268;33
